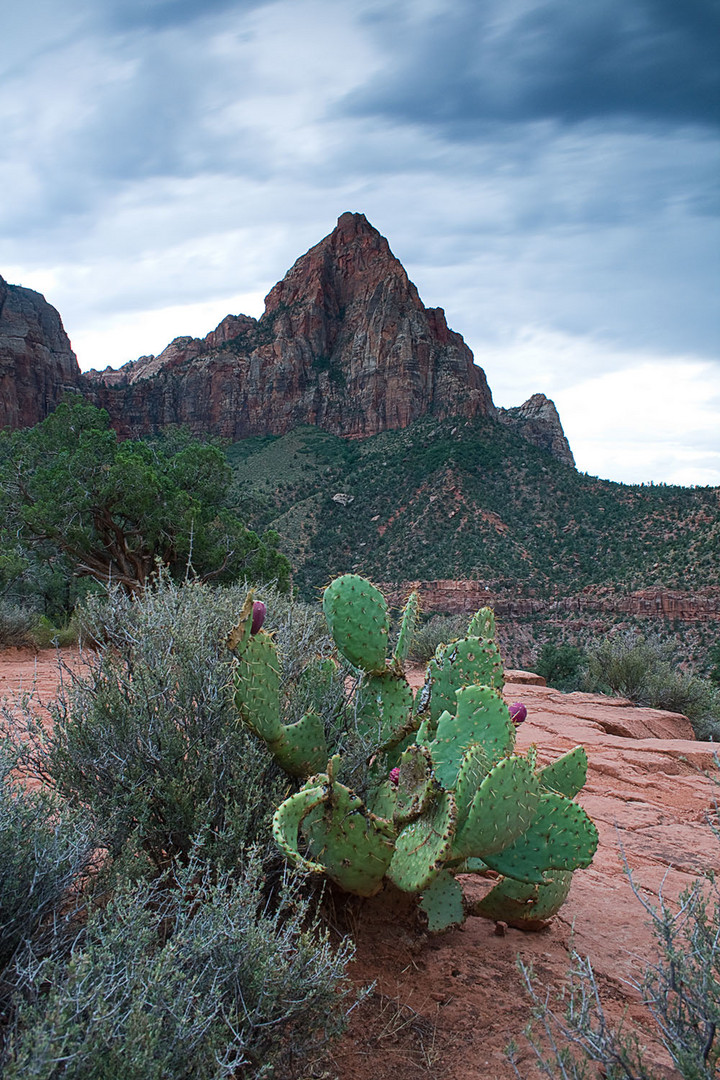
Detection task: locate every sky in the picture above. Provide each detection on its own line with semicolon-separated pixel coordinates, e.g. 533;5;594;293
1;0;719;487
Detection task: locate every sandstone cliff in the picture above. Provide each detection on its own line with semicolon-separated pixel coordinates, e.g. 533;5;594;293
84;212;497;440
498;392;575;467
1;214;575;467
380;579;720;620
0;275;81;431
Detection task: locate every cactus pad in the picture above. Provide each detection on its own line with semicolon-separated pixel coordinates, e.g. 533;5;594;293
269;711;329;777
537;746;588;799
423;656;460;727
356;671;416;750
430;685;515;789
444;636;505;692
393;745;436;826
303;781;394;897
466;607;496;639
453;743;491;828
387;790;457;893
393;591;420;667
225;591;256;655
272;784;327;874
419;870;465;932
483;793;599;884
453;755;542;859
233;631;282;743
470;870;573;928
323;574;389;673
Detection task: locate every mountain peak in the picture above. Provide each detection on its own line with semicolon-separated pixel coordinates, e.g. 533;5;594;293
3;215;576;464
84;211;498;441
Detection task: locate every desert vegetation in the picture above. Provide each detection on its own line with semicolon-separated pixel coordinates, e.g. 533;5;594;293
0;578;356;1077
509;805;720;1080
226;418;720;600
1;572;718;1077
1;404;718;1078
0;399;290;621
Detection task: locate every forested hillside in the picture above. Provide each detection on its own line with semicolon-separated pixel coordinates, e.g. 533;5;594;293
227;415;720;600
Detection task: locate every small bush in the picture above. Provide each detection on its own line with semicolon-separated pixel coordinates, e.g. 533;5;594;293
407;613;469;663
708;644;720;688
535;643;587;691
22;576;340;871
0;739;93;980
0;603;35;649
4;856;356;1080
584;634;720;741
509;860;720;1079
29;614;81;649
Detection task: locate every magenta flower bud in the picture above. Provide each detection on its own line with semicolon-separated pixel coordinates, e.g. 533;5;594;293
251;601;266;635
389;767;400;786
509;702;527;726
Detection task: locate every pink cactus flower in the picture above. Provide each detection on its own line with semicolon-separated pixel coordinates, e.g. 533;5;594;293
389;767;400;786
251;601;266;635
509;702;527;726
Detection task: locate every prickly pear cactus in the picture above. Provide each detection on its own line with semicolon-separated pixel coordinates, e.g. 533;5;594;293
230;575;598;933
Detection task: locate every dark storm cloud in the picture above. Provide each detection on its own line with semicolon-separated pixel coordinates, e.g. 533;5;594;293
346;0;720;131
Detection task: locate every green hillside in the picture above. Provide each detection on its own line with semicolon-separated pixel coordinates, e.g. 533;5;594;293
226;416;720;600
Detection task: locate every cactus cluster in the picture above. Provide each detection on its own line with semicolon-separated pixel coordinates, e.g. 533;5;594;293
230;575;598;932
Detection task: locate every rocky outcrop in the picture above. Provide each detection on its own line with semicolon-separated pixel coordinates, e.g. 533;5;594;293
84;212;497;440
380;579;720;620
498;392;575;466
334;666;719;1080
0;275;82;431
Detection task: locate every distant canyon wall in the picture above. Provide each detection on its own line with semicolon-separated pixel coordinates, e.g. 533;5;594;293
380;580;720;622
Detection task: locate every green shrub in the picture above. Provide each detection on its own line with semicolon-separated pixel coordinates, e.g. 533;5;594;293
708;644;720;688
0;603;35;649
26;576;341;871
0;739;93;979
584;635;720;741
535;643;587;691
406;613;469;663
585;634;663;701
4;856;356;1080
29;614;80;649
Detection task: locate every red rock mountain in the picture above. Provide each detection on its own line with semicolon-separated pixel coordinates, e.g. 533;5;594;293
1;212;573;464
498;392;575;467
84;212;496;440
0;275;82;431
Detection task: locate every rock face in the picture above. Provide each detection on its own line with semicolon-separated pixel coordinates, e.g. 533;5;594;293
498;392;575;467
0;275;82;431
380;579;720;620
1;214;575;465
84;212;497;440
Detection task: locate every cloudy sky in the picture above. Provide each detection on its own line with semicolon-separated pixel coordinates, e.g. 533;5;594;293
2;0;718;486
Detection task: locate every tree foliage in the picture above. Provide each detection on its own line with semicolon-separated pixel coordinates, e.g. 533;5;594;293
0;399;291;595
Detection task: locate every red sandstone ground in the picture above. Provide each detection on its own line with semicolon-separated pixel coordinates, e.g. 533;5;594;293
1;650;718;1080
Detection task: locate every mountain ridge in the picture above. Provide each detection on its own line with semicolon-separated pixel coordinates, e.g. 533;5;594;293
1;213;574;465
